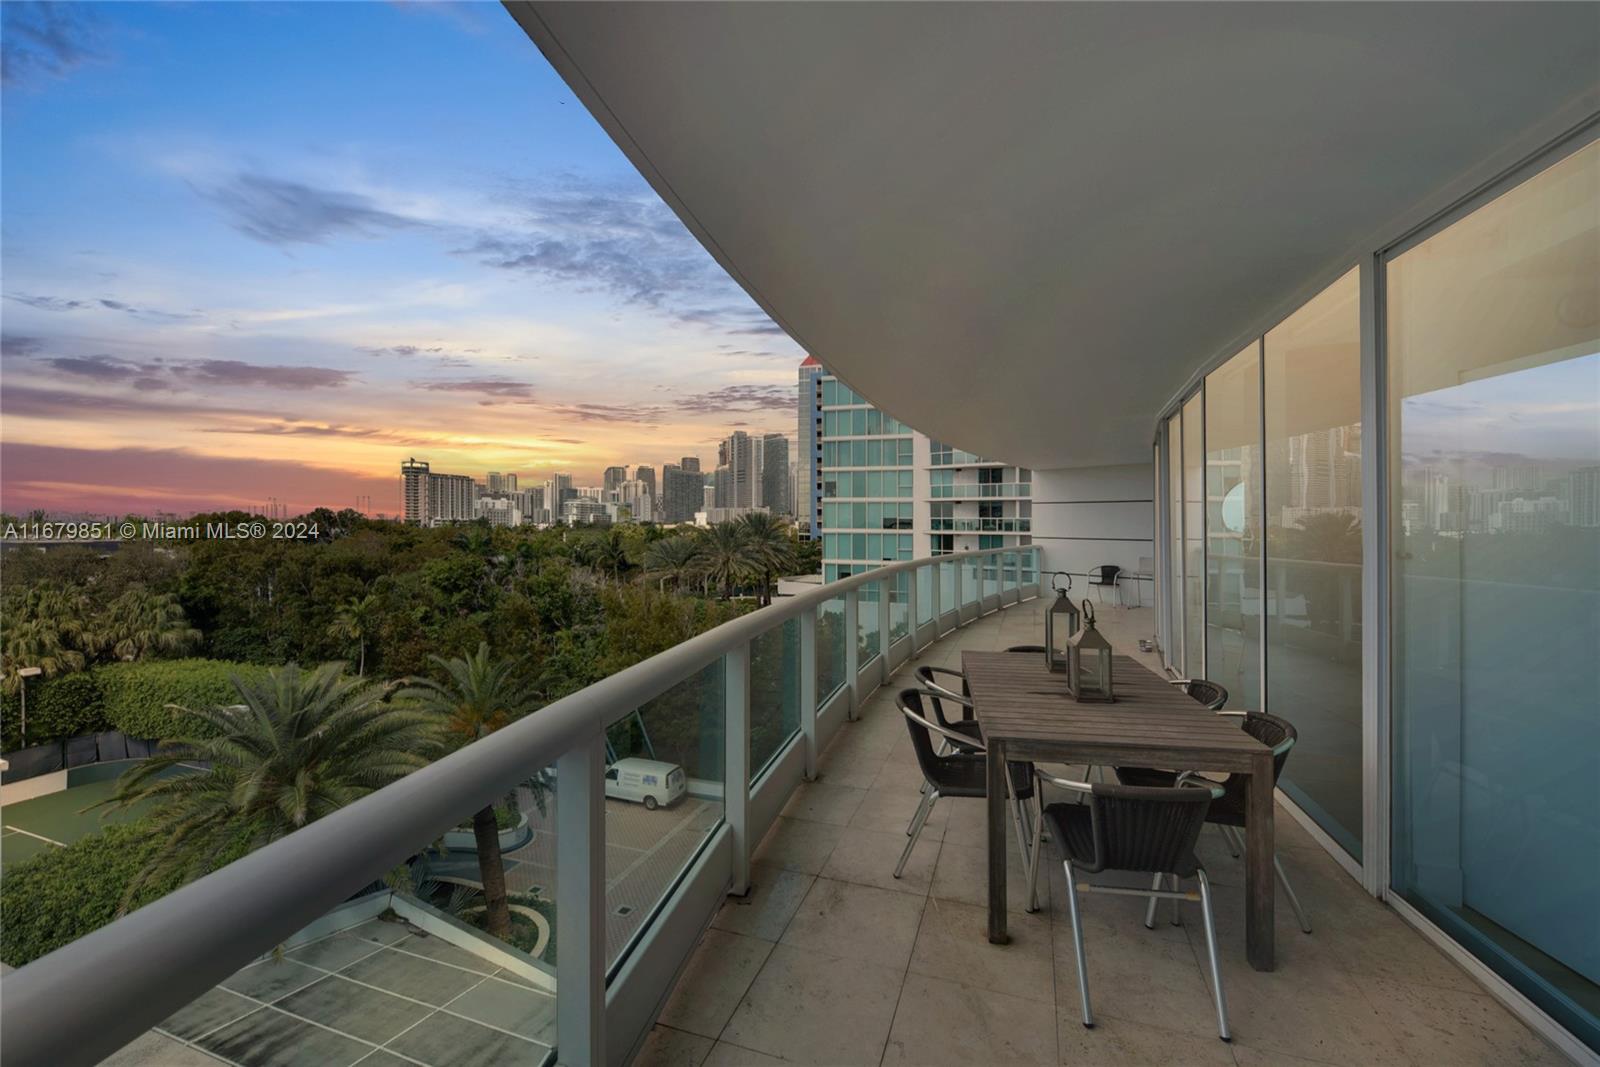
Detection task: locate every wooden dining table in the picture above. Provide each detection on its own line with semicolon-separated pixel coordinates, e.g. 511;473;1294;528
963;650;1279;972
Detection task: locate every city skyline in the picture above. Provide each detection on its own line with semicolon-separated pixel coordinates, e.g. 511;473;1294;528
0;2;801;518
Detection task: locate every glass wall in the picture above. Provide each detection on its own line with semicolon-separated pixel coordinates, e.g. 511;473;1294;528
1205;345;1263;712
1389;140;1599;1047
817;596;848;703
750;619;801;776
858;581;882;669
1182;392;1207;676
1166;411;1184;670
1264;267;1364;859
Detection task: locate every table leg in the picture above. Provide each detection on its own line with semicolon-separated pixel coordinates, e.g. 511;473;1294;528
987;741;1009;944
1245;751;1275;971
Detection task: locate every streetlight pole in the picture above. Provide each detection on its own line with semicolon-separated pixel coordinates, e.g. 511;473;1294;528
15;666;43;748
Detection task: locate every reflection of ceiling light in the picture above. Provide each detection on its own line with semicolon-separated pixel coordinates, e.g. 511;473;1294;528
1221;483;1246;533
1556;289;1599;329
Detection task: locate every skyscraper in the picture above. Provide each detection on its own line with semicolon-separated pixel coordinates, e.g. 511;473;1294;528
602;466;628;494
761;433;791;516
400;458;475;526
679;456;701;474
635;465;657;516
716;431;756;509
402;458;429;524
661;463;701;523
798;356;825;537
546;473;576;513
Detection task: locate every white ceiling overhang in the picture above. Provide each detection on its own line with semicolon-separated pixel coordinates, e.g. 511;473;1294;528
509;1;1600;469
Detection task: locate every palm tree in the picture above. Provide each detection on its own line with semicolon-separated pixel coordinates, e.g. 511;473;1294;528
100;587;202;662
400;643;540;939
329;593;380;676
642;536;701;592
697;522;756;600
102;662;441;905
3;586;95;691
737;512;795;606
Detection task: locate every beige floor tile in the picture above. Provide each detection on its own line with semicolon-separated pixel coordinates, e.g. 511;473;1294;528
633;1024;714;1067
701;1041;786;1067
1229;1045;1346;1067
870;757;928;793
909;898;1054;1004
820;824;941;896
658;929;774;1039
780;781;867;826
814;745;890;790
882;972;1057;1067
848;785;950;840
750;816;843;875
932;840;1046;916
721;944;903;1065
1055;1013;1237;1066
1363;977;1570;1066
711;863;814;942
780;877;926;970
1053;911;1226;1040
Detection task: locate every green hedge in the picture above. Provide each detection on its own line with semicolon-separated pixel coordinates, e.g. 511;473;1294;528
0;823;175;967
1;671;109;751
98;659;270;741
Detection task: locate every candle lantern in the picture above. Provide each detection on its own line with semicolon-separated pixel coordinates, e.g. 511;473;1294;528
1045;574;1080;673
1065;599;1115;702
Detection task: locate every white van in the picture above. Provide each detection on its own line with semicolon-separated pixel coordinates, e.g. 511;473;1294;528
604;758;686;811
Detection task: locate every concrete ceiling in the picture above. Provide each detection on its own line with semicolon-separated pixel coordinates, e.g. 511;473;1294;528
510;2;1599;469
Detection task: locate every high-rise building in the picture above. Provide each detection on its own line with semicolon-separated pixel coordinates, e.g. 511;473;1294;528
603;466;628;494
545;473;576;513
634;465;657;512
561;497;609;525
475;496;522;527
402;458;430;524
798;356;825;538
716;431;756;509
679;456;701;474
760;434;791;516
617;479;654;522
1571;466;1600;528
486;472;518;494
661;463;701;523
428;472;475;524
816;372;1032;582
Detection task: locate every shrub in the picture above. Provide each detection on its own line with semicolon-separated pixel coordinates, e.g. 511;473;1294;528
0;671;108;751
97;659;270;741
0;823;174;967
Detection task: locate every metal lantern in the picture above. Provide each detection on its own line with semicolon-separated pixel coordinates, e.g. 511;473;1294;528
1065;599;1115;702
1045;575;1080;673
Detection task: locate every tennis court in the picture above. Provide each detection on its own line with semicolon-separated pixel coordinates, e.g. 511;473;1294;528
0;763;162;872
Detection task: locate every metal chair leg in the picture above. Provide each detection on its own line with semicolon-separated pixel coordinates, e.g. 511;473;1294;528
1143;872;1164;930
1274;854;1314;933
1195;869;1231;1041
1217;823;1242;859
906;785;934;835
1063;859;1093;1028
1027;788;1046;912
895;790;937;878
1169;873;1183;927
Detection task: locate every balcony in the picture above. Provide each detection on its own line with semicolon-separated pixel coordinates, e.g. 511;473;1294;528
929;517;1031;533
928;483;1031;500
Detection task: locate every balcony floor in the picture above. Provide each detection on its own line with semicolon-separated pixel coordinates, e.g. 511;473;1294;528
637;597;1571;1067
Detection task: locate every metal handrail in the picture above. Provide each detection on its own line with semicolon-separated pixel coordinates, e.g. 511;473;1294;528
1;545;1040;1067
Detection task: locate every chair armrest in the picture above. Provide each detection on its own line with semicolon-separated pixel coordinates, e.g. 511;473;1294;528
1173;773;1227;800
1035;768;1093;795
1215;710;1248;718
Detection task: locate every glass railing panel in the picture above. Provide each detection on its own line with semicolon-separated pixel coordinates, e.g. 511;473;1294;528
916;564;934;626
817;596;848;703
603;657;725;969
981;553;1000;597
963;558;981;606
889;572;910;644
1002;551;1018;593
858;581;882;669
939;561;957;616
750;619;801;777
1022;548;1038;587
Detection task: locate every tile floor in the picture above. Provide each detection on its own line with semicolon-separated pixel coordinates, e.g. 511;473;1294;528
634;598;1574;1067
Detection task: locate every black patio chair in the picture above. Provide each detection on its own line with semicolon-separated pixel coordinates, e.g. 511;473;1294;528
895;690;1039;899
1035;771;1231;1041
1114;712;1312;933
1163;677;1230;710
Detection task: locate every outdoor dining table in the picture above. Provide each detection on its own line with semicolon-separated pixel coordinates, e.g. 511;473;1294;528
962;650;1280;972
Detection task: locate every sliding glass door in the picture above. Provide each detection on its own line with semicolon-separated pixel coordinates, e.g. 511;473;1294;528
1388;138;1599;1048
1204;346;1262;713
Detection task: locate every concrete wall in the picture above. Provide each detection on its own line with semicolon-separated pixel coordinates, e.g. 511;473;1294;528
1031;463;1155;605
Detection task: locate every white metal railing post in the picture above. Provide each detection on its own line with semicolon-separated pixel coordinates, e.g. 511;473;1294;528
556;731;606;1067
954;560;964;625
878;578;892;682
907;564;921;653
799;607;818;780
725;642;752;895
843;588;860;719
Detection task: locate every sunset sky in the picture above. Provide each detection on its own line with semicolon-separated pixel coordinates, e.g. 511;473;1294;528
0;1;804;518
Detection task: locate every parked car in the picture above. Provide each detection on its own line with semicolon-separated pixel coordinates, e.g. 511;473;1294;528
604;758;686;810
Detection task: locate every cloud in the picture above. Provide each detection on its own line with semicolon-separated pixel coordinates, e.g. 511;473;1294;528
411;377;535;399
0;383;267;422
6;292;90;312
677;384;794;414
1;2;101;89
362;343;473;367
544;401;665;424
1;334;43;358
200;173;421;246
205;421;385;439
43;353;151;382
182;360;355;389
